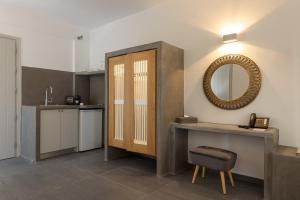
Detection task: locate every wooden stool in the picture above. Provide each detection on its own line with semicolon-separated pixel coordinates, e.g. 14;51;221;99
189;146;237;194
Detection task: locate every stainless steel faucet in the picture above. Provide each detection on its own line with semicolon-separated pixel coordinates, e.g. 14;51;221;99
45;86;53;106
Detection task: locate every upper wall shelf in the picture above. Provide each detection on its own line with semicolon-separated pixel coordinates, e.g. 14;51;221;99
75;70;105;76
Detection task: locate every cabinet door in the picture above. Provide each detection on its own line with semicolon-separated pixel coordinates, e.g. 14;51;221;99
108;55;128;149
40;110;61;154
127;50;156;156
61;109;79;150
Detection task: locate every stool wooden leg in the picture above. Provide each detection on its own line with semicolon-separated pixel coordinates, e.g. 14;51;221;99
228;171;235;187
192;165;199;184
220;171;227;194
202;166;206;178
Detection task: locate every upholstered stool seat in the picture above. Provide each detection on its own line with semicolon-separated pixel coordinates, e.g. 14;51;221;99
189;146;237;194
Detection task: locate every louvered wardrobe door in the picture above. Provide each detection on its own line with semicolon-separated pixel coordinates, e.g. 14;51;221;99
108;55;128;149
127;50;156;156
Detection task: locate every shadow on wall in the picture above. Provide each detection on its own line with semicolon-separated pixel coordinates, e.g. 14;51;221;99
170;0;287;114
89;0;298;145
183;0;287;108
183;0;300;146
242;1;299;54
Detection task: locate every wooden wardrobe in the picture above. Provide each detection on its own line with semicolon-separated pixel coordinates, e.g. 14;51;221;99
105;42;184;176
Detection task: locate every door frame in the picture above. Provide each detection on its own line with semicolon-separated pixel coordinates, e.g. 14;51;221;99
0;33;22;158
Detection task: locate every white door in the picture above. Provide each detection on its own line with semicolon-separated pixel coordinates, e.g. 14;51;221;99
61;109;79;150
0;37;16;160
40;110;61;154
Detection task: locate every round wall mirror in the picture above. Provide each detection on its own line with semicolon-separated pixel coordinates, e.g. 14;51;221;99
211;64;249;101
203;54;262;110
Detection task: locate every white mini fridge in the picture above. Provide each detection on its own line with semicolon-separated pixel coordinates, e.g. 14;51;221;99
79;109;103;151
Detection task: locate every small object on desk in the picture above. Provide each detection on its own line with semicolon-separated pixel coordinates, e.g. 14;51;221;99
249;113;256;128
238;125;250;129
297;148;300;155
254;117;270;129
252;128;267;132
175;115;198;123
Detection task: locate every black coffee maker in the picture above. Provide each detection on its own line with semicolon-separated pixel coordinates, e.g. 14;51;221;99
74;95;81;105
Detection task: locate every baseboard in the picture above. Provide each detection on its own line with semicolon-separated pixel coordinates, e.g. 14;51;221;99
39;148;76;160
20;155;36;164
185;162;263;185
203;168;264;186
182;163;263;186
233;172;264;186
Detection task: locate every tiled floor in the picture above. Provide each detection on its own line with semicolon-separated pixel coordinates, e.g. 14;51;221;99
0;150;263;200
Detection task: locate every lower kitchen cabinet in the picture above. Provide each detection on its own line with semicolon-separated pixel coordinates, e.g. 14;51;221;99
61;109;79;149
40;110;61;154
40;109;79;154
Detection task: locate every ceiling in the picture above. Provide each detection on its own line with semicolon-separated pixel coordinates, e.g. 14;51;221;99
0;0;164;29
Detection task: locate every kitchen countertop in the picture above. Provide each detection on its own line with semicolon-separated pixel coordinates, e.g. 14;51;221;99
24;104;105;110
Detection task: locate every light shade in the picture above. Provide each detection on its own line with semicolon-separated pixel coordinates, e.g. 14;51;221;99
222;33;238;43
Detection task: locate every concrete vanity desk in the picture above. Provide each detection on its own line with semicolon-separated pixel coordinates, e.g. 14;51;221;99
169;122;279;200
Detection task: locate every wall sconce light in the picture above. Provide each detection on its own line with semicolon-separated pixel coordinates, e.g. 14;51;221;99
222;33;238;43
77;35;83;40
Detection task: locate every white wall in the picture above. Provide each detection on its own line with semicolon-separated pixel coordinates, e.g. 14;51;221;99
0;3;88;72
75;36;90;72
89;0;300;178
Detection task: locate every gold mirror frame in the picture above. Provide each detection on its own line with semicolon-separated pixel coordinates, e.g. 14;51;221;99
203;54;262;110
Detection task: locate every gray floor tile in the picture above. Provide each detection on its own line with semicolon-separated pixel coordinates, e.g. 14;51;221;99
161;170;263;200
73;175;142;200
140;190;186;200
101;166;170;195
0;149;263;200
